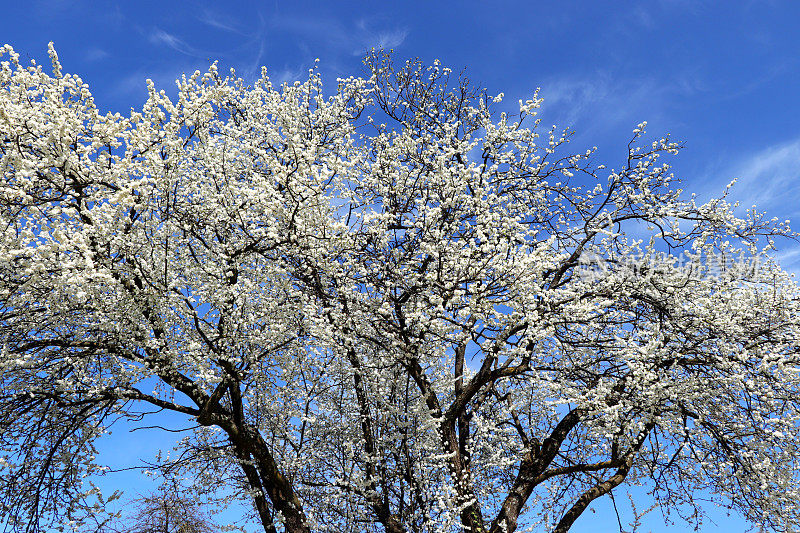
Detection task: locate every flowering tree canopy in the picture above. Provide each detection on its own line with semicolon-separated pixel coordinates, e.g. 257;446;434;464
1;44;799;533
99;484;220;533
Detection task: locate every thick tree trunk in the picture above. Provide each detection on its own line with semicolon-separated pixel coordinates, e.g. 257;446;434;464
489;408;585;533
247;432;310;533
218;417;310;533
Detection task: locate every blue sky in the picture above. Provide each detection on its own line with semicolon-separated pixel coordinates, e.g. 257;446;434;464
4;1;800;531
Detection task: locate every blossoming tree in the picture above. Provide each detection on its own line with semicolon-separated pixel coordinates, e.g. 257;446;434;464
99;484;219;533
1;45;799;533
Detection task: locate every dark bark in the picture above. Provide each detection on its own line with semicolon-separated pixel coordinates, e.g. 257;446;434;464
551;422;653;533
348;348;408;533
489;408;584;533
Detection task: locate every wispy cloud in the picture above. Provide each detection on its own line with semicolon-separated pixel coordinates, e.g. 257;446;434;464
84;47;109;62
534;72;671;136
269;65;309;86
111;64;197;98
688;137;800;275
774;247;800;274
536;73;617;126
355;19;408;53
265;14;408;56
376;28;409;50
197;12;409;82
719;138;800;214
631;6;656;29
32;0;79;19
522;66;710;147
169;10;407;86
149;28;208;59
194;8;270;80
197;8;247;35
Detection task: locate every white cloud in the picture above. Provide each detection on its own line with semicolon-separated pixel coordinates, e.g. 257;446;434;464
197;8;246;34
774;247;800;277
84;47;109;62
111;65;194;98
375;28;409;50
691;138;800;277
149;28;206;59
518;61;715;146
186;10;408;83
269;65;309;86
536;73;616;126
531;72;674;141
266;15;408;56
716;139;800;215
354;20;408;53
